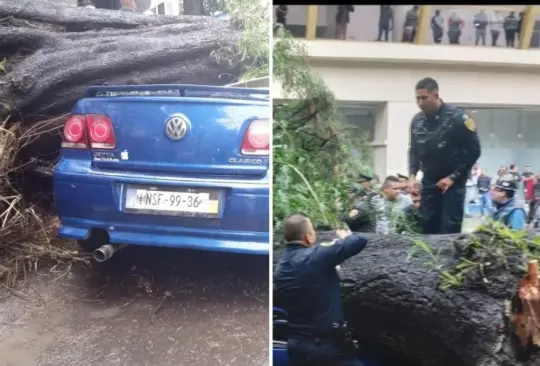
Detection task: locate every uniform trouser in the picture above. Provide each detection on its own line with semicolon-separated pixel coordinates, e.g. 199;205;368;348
421;180;466;234
287;337;364;366
432;29;443;43
475;29;486;45
491;29;500;46
377;24;390;41
505;30;516;47
336;22;348;40
448;30;461;44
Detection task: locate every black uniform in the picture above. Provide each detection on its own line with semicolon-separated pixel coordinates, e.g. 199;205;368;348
343;192;379;233
402;204;423;233
408;102;481;234
274;235;368;366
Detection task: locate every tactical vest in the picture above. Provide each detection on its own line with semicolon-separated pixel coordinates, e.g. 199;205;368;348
504;17;519;30
412;107;461;180
492;198;525;227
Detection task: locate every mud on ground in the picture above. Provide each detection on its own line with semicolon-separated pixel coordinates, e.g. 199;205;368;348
0;245;269;366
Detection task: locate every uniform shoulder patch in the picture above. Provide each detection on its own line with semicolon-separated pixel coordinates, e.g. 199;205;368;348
320;240;337;247
348;209;359;218
462;113;476;132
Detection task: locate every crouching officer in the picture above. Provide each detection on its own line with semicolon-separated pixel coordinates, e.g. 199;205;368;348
491;178;526;230
408;77;481;234
274;213;368;366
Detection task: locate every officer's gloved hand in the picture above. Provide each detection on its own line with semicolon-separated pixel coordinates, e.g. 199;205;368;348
336;229;352;240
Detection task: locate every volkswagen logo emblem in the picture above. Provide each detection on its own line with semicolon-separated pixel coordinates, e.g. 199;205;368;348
165;116;189;141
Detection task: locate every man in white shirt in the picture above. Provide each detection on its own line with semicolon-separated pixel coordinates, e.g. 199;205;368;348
373;175;413;234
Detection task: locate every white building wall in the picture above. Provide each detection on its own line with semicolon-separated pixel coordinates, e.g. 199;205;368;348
273;41;540;177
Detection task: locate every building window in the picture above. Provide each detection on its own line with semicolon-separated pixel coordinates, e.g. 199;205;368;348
468;108;540;174
158;3;166;15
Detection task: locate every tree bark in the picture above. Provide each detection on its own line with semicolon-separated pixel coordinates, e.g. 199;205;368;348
0;0;246;120
273;231;540;366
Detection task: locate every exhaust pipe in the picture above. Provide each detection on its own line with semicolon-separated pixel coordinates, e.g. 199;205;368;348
93;244;127;262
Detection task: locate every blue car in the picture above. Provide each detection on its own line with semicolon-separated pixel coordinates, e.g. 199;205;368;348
53;84;269;260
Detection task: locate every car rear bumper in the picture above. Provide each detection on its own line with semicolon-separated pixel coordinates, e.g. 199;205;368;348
54;163;269;255
58;219;268;254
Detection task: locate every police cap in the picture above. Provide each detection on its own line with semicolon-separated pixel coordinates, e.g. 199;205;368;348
357;173;373;183
494;178;518;192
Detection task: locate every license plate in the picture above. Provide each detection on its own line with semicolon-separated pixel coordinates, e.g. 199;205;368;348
124;186;220;217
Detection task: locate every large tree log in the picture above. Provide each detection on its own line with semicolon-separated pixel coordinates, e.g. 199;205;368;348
0;0;247;119
273;230;540;366
0;0;197;29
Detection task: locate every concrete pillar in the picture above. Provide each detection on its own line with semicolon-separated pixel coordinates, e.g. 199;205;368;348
306;6;318;40
416;6;432;44
383;101;419;176
519;6;538;49
372;104;388;180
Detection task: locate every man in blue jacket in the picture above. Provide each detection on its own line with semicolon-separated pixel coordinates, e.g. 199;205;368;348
491;178;526;230
274;213;368;365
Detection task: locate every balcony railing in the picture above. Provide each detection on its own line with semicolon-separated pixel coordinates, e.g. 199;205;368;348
275;5;539;49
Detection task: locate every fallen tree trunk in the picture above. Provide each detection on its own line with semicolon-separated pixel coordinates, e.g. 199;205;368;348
273;228;540;366
0;0;198;29
0;0;246;120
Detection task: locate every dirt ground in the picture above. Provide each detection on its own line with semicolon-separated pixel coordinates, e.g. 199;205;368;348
0;245;269;366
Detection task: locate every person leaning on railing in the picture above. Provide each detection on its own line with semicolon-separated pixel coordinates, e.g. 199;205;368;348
335;5;355;40
119;0;137;11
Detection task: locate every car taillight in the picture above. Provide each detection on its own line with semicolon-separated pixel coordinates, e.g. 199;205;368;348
62;115;87;149
241;119;269;155
61;114;115;150
86;114;116;149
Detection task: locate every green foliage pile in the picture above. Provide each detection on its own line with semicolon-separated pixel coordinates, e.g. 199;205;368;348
408;220;537;290
223;0;269;80
272;29;373;233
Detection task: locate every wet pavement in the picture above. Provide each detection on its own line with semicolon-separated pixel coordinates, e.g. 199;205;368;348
0;245;269;366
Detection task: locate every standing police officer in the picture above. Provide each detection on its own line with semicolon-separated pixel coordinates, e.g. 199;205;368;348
274;213;368;366
408;77;481;234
